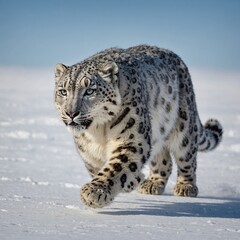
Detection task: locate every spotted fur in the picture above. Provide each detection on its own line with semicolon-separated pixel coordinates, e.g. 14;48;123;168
54;45;223;208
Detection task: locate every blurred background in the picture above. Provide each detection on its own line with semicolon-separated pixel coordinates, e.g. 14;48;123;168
1;0;240;70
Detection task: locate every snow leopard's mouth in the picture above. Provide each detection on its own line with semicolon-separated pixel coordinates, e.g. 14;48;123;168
68;121;79;127
67;119;93;129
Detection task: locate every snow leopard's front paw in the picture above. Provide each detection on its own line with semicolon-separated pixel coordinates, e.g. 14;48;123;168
139;179;165;195
80;181;114;208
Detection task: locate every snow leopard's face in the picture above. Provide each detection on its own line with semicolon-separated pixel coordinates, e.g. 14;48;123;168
54;62;121;133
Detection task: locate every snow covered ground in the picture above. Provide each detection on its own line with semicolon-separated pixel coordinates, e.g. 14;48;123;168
0;66;240;240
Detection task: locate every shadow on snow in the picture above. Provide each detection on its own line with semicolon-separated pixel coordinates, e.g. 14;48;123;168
98;196;240;219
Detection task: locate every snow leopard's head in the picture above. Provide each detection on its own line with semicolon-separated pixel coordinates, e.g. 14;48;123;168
54;61;121;133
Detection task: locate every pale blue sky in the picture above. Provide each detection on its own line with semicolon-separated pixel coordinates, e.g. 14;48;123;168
0;0;240;70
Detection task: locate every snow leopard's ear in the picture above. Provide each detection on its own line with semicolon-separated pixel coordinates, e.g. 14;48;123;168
55;64;68;81
98;62;119;83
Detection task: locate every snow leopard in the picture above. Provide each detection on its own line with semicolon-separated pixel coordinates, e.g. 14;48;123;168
54;45;223;208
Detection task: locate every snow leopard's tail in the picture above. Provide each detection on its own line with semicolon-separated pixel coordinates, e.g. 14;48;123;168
198;119;223;152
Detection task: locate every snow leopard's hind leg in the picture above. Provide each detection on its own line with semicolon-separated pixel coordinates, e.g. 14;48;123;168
139;147;172;195
172;147;199;197
171;119;199;197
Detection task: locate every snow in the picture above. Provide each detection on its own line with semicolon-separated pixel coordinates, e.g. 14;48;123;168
0;67;240;240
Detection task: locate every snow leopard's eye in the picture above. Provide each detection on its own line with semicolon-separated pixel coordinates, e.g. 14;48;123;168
59;89;67;96
84;88;95;96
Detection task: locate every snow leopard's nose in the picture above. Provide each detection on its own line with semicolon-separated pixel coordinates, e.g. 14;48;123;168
66;111;80;119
